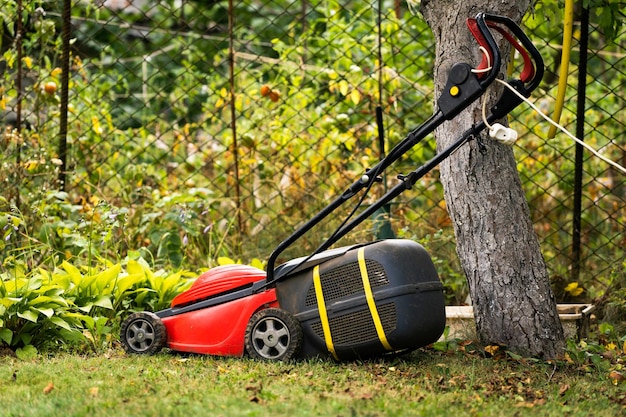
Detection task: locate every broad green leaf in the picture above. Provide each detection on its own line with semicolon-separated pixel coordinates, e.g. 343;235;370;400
25;277;43;292
92;295;113;310
0;297;21;308
15;345;38;361
48;316;73;331
0;328;12;345
133;288;154;305
94;264;121;293
126;259;146;276
30;295;69;307
58;328;85;343
50;273;71;290
1;279;22;294
34;307;55;318
81;315;95;329
62;312;91;323
161;272;183;295
61;261;83;284
79;273;98;293
77;302;93;313
17;309;39;323
40;284;65;297
113;274;145;299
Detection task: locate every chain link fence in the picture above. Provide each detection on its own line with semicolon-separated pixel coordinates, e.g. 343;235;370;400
1;0;624;305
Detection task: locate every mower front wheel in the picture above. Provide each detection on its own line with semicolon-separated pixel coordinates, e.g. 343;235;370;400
120;312;167;355
245;308;303;361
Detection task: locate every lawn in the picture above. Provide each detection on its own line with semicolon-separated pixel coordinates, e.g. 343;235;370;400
1;347;624;417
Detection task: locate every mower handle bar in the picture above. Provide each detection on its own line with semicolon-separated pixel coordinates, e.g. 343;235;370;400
264;13;544;284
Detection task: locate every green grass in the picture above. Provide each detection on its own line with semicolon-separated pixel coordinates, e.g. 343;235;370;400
0;348;623;417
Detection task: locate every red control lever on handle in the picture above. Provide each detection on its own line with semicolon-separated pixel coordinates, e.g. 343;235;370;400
466;18;535;83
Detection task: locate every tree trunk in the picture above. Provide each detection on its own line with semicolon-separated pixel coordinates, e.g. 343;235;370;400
420;0;565;358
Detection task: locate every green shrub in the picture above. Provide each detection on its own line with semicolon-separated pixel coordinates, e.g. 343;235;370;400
0;256;194;354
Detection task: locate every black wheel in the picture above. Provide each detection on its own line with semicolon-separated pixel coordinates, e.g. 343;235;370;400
245;308;303;361
120;312;167;355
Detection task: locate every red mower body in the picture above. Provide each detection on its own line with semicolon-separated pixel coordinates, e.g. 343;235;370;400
161;265;277;356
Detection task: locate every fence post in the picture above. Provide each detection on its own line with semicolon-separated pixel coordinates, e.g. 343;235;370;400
571;5;590;283
14;0;24;210
228;0;244;253
58;0;72;192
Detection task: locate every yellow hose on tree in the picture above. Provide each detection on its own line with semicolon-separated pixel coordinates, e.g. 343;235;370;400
548;0;575;138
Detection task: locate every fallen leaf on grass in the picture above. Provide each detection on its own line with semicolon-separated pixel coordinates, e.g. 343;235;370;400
559;384;570;396
43;382;54;394
90;387;99;397
609;371;625;385
484;345;500;356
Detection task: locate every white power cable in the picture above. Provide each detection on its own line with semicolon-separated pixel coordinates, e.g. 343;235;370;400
471;46;492;75
481;85;518;144
493;78;626;175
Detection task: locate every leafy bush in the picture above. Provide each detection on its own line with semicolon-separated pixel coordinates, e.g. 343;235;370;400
0;255;194;355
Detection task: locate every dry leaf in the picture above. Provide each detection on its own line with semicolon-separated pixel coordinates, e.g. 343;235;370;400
43;382;54;394
484;345;500;356
559;384;570;396
609;371;625;385
89;387;99;397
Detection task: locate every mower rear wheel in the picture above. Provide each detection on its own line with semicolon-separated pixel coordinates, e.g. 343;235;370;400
120;312;167;355
245;308;303;361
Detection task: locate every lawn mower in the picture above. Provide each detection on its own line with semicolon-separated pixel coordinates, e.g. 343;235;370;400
120;13;545;361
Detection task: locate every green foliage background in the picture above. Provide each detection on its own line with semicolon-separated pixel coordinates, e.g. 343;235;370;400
0;0;624;353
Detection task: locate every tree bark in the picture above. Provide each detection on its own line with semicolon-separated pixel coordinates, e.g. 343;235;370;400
421;0;565;358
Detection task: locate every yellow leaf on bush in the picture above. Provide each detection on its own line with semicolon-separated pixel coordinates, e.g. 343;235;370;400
91;116;102;135
350;89;361;105
339;80;349;96
564;282;584;297
218;257;236;266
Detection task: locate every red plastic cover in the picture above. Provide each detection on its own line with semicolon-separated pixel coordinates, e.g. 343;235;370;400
171;264;266;308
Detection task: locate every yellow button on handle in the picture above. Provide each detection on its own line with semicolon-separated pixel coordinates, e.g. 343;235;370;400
449;85;460;97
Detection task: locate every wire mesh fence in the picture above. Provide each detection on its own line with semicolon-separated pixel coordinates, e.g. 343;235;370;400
1;0;624;305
